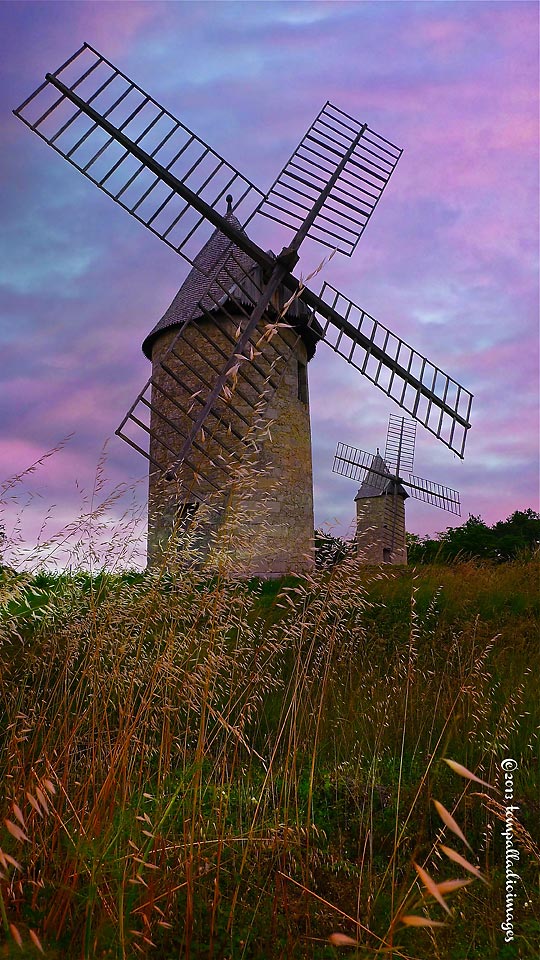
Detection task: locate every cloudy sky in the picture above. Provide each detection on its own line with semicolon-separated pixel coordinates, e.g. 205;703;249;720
1;0;538;566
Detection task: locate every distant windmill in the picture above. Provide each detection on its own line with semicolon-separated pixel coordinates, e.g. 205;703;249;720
14;44;472;575
333;415;461;563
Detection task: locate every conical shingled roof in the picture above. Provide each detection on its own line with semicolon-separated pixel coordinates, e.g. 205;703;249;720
142;210;320;360
354;453;408;500
142;211;256;359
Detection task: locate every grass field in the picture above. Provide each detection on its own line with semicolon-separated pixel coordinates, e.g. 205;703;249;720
0;547;538;959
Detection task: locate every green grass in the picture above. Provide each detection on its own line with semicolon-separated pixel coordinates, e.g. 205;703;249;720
0;552;538;959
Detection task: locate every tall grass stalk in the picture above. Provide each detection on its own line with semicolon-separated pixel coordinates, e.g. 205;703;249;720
0;460;538;958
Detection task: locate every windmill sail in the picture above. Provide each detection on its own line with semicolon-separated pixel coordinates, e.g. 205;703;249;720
382;490;406;551
13;44;265;267
14;42;473;480
315;284;472;458
405;475;461;514
333;442;390;492
385;414;416;474
257;102;402;256
334;445;461;514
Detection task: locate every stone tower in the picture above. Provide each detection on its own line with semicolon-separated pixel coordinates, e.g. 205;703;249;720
354;452;408;564
142;207;319;577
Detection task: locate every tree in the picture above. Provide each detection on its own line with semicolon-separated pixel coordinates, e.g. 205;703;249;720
406;510;540;564
314;529;351;568
492;509;540;560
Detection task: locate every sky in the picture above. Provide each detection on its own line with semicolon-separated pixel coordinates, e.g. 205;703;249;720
1;0;538;568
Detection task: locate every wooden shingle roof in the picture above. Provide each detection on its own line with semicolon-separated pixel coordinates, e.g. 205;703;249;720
142;210;319;360
354;453;409;500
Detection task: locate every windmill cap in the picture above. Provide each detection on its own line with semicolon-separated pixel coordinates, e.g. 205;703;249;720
141;208;321;360
354;453;409;500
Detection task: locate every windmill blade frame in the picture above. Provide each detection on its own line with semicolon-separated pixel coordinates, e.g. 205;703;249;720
256;101;402;256
334;437;461;516
312;284;472;458
14;41;473;477
404;474;461;515
382;489;406;552
385;414;416;475
13;43;267;269
333;442;396;493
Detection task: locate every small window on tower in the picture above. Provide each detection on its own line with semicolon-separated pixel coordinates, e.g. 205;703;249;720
297;360;308;404
175;502;199;529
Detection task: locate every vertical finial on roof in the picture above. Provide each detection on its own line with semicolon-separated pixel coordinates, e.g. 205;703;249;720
226;194;233;215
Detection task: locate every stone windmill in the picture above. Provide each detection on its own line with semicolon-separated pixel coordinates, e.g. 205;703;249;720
14;44;473;575
139;201;320;573
333;415;461;564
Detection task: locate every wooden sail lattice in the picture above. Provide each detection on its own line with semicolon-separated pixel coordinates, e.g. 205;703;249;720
320;285;471;458
14;43;474;490
14;44;264;265
257;101;402;256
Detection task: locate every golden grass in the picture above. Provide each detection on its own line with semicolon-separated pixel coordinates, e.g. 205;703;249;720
0;467;538;958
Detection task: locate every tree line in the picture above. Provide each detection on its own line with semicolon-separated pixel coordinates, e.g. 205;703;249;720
406;509;540;563
315;509;540;566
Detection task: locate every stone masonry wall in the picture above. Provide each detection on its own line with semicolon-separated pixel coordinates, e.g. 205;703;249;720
355;494;407;564
147;310;315;576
